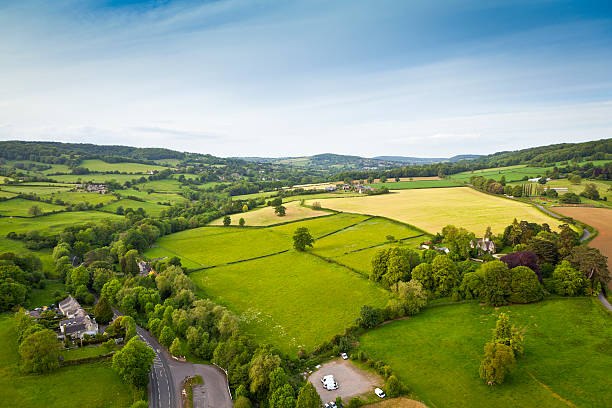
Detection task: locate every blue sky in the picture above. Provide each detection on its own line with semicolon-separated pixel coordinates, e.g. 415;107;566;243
1;0;611;157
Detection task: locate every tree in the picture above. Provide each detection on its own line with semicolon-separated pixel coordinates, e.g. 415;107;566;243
94;296;114;324
274;205;286;217
431;255;459;296
559;192;581;204
359;305;380;328
509;266;543;304
234;396;253;408
293;227;314;251
159;326;175;348
269;384;296;408
28;205;43;217
370;248;390;282
169;337;183;357
479;342;515;385
567;246;610;289
581;183;600;200
500;251;541;281
112;337;155;387
296;382;322;408
492;313;523;356
386;374;401;397
411;262;435;292
130;402;148;408
569;174;582;184
121;250;139;276
242;204;249;212
239;218;245;227
481;261;511;306
269;367;289;393
552;261;587;296
392;280;427;315
223;216;231;226
248;350;281;396
19;329;60;374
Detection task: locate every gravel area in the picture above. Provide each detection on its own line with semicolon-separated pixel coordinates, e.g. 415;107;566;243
308;358;383;402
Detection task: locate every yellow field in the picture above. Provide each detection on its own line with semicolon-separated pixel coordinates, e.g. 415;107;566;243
209;200;331;226
307;187;560;235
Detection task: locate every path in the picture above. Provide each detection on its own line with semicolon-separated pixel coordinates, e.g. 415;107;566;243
534;204;562;219
598;292;612;313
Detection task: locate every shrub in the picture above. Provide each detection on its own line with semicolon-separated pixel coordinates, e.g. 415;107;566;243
508;266;543;304
552;261;587;296
386;374;402;397
500;251;541;281
479;342;515;385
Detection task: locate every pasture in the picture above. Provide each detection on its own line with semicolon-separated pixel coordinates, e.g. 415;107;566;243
209;201;331;226
47;191;117;206
508;179;612;208
371;179;460;190
358;298;612;408
0;191;18;199
552;206;612;290
0;314;133;408
308;187;560;235
451;165;553;183
102;199;168;216
49;173;142;184
0;184;73;196
79;159;168;173
0;198;65;217
190;250;390;355
138;179;185;193
0;211;124;237
120;189;186;204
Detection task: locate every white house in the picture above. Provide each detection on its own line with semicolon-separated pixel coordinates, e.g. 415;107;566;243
58;296;98;339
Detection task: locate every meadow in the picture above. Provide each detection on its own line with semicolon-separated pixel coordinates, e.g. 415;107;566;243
1;184;74;196
0;211;124;237
450;165;554;183
47;191;117;206
371;179;461;190
0;198;65;217
138;179;185;193
0;190;18;199
79;159;168;173
359;298;612;408
190;250;390;355
308;187;560;235
119;189;186;205
0;314;134;408
209;200;332;226
102;198;168;216
49;174;142;184
507;178;612;208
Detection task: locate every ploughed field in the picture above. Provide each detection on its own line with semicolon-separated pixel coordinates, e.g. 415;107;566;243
147;213;426;354
307;187;560;235
359;298;612;408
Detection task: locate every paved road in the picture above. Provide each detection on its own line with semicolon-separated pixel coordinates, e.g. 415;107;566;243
598;292;612;312
111;308;232;408
534;204;561;219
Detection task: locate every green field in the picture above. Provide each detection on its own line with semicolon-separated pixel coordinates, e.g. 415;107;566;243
0;314;134;408
1;184;73;196
190;250;390;355
102;199;168;216
119;189;186;205
61;344;116;361
374;179;461;190
0;211;124;236
49;174;143;184
138;179;185;192
47;191;117;206
0;191;18;199
0;198;66;217
507;179;612;208
79;159;168;173
27;280;66;308
359;298;612;408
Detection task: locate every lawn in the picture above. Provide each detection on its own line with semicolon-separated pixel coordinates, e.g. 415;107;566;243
372;179;461;190
190;250;390;355
359;298;612;408
61;344;116;361
0;211;124;236
308;187;560;235
102;199;168;216
79;159;168;173
27;280;67;308
0;198;66;217
0;314;134;408
146;213;368;269
209;201;332;226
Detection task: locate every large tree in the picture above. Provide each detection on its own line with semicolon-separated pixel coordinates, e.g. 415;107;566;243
481;261;511;306
19;329;60;374
479;342;515;385
293;228;314;251
567;246;609;290
94;296;114;324
112;337;155;387
296;382;322;408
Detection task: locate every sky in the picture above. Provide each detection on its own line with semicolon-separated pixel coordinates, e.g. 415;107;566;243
1;0;611;158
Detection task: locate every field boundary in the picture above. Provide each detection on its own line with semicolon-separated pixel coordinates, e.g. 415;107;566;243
188;249;290;272
314;216;375;241
342;233;425;255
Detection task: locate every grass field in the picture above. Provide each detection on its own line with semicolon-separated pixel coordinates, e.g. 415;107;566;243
308;187;560;235
61;344;117;361
79;159;168;173
27;280;66;308
0;190;18;199
359;298;612;408
47;191;117;206
102;199;168;216
507;179;612;208
372;179;461;190
49;174;143;184
0;198;66;217
552;207;612;290
0;211;124;236
1;184;73;196
190;250;390;355
119;189;186;204
209;201;331;226
138;179;185;192
0;314;134;408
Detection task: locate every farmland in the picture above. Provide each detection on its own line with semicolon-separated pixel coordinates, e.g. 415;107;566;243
79;159;168;173
1;184;74;196
0;198;65;217
451;165;556;183
118;189;186;205
190;250;390;355
102;198;168;216
507;179;612;208
370;179;460;190
0;211;124;237
46;191;117;206
0;314;133;408
359;298;612;408
209;200;332;226
48;173;143;184
308;187;560;235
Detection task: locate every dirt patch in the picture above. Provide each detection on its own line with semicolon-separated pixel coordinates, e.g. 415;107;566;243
368;397;429;408
553;206;612;291
308;358;383;403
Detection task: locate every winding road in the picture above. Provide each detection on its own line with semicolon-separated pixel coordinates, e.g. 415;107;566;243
111;309;233;408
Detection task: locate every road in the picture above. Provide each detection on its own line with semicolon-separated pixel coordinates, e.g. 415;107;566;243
111;308;233;408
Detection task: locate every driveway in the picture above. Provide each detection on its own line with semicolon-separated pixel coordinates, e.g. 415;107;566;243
308;358;383;402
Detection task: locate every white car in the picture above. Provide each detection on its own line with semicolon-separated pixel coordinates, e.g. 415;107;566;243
340;352;348;360
321;375;338;390
375;388;386;398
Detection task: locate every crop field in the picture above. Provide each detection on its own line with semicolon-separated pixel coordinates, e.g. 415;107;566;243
190;250;390;355
0;184;73;196
210;201;331;226
0;314;133;408
0;198;66;217
308;187;560;235
359;298;612;408
552;206;612;290
47;191;117;206
120;189;186;204
102;198;168;216
79;159;168;173
0;211;124;237
372;179;461;190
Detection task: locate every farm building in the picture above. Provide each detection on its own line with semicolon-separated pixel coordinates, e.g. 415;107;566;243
470;238;496;253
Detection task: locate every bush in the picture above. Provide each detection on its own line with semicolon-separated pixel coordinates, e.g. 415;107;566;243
479;342;515;385
508;266;543;304
386;374;402;397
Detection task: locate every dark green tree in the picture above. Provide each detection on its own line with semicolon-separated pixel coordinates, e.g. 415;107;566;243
94;296;114;324
18;329;60;374
112;337;155;387
293;227;314;251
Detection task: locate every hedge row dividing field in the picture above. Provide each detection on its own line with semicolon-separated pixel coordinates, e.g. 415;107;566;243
359;298;612;408
209;200;332;226
0;198;66;217
373;179;461;189
102;198;169;216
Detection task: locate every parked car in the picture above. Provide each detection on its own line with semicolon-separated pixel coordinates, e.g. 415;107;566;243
325;381;339;391
375;388;386;398
329;402;338;408
340;352;348;360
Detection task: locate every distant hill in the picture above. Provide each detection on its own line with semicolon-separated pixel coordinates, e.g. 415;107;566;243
372;154;481;164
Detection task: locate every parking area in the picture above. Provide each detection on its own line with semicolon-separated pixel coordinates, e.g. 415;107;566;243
308;358;383;402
